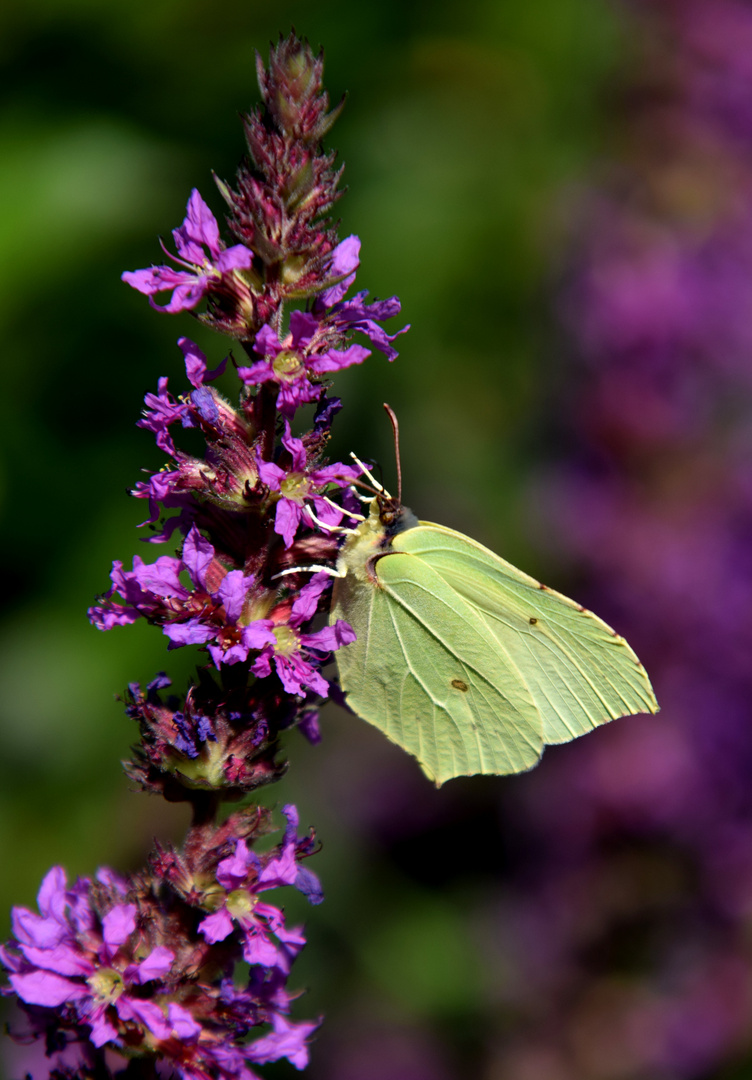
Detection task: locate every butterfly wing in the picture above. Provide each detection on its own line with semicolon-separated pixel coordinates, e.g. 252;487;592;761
331;548;544;785
391;524;659;745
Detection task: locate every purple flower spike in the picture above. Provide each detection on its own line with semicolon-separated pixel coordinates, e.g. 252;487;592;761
122;189;254;314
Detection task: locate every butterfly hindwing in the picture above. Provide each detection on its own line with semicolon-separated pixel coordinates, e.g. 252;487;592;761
331;548;543;784
391;524;659;745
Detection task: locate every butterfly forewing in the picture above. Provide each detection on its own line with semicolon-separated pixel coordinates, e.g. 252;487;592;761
391;524;659;745
331;549;543;784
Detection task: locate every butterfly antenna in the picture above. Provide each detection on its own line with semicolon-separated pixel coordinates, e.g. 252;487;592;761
383;403;402;506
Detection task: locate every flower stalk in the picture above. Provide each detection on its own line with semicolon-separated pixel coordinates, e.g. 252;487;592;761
1;31;407;1079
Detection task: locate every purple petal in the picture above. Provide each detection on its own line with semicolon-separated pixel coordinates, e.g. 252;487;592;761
198;908;234;944
0;944;22;972
312;393;343;433
217;570;252;623
132;555;186;598
216;840;252;891
254;901;284;932
37;867;68;921
237;359;275;386
258;846;298;890
275;498;303;549
295;866;324;905
241;929;280;968
68;885;96;936
138;377;189;445
276;378;320;417
182;526;214;588
179;336;228;388
19;943;92;978
281;423;308;472
282;804;299;841
248;1013;319;1070
298;710;322;744
208;640;250;668
253;324;283;357
357;319;408;361
291;573;331;623
116;995;171;1041
275;653;328;698
168;1002;202;1042
10;970;86;1007
190;386;220;426
257;458;286;490
241;620;277;651
301;619;357;653
271;924;306;967
288;310;318;349
135;946;174;984
179;337;207;389
163;620;217;647
11;909;67;950
331;234;361;276
309;496;343;533
88;1008;118;1048
251;647;273;679
122;266;187;297
175;188;220;261
215;244;254;273
151;278;208;315
308;343;371;374
96;868;129;896
318;234;361;306
88;604;139;631
102;904;136;948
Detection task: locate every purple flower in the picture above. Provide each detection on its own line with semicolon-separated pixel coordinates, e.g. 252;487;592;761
138;376;191;457
250;574;356;696
132;339;260;527
257;422;359;548
197;806;322;972
238;235;408;415
1;868;176;1051
239;310;368;416
122;189;254;313
89;526;261;668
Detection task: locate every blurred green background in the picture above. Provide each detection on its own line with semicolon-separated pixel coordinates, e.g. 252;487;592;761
0;0;624;1076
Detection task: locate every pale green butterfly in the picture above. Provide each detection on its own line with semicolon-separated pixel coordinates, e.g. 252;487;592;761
325;410;659;786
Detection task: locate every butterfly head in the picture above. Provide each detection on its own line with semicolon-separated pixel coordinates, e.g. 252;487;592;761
376;492;419;540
